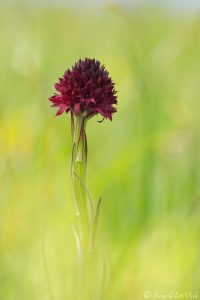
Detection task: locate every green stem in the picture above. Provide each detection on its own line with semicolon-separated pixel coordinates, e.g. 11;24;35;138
71;114;102;300
71;114;89;247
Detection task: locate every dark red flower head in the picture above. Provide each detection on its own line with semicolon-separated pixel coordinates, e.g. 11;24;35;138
49;58;117;120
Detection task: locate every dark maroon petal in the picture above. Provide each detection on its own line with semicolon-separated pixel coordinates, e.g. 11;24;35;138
89;97;96;104
73;102;80;114
56;106;66;116
49;94;63;104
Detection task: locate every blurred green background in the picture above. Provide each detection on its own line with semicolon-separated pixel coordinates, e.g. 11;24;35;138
0;1;200;299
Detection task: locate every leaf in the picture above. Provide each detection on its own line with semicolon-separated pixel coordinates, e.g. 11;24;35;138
73;171;94;221
92;197;102;248
71;225;83;269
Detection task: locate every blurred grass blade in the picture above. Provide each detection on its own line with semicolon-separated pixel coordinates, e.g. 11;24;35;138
42;229;55;300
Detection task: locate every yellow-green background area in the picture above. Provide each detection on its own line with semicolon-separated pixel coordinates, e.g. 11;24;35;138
0;3;200;299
